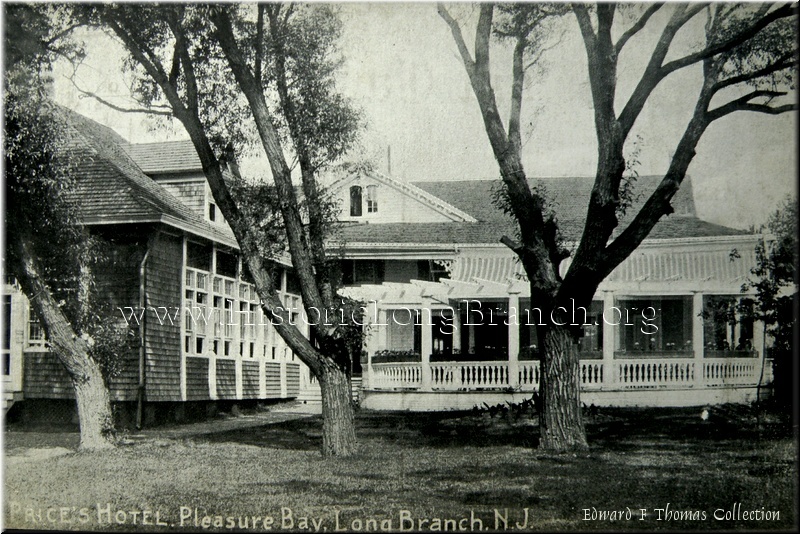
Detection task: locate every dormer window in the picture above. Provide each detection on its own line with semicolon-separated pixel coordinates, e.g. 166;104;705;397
366;185;378;213
350;185;362;217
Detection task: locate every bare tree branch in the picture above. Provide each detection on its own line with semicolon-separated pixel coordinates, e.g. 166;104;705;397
617;3;707;137
707;90;796;121
71;81;173;116
254;3;264;85
614;3;665;55
571;4;596;47
711;53;797;93
166;6;198;115
437;3;476;76
661;3;798;77
508;36;526;151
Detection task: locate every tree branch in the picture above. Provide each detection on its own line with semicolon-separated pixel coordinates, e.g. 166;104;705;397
71;80;173;116
254;3;264;85
166;7;198;115
617;3;708;137
707;90;796;122
508;35;526;151
211;7;327;317
661;3;798;77
711;53;796;93
571;4;596;47
437;3;476;76
614;3;664;55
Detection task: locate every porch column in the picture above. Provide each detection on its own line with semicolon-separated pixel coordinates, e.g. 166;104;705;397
692;292;705;388
753;317;768;383
364;300;379;391
602;291;615;388
508;293;520;388
452;301;461;353
420;299;433;391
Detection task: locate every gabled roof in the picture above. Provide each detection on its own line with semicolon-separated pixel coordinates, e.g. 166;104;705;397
338;176;749;245
60;110;237;247
329;171;478;223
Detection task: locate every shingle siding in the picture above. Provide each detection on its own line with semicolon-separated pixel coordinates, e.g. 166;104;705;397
215;359;236;400
185;356;210;401
242;360;260;398
23;351;74;399
144;232;183;402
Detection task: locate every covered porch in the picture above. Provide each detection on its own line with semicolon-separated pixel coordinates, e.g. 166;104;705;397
344;242;771;411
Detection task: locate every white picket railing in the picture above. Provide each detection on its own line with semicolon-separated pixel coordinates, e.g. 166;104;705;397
370;362;422;389
369;357;761;392
430;362;509;390
616;359;695;388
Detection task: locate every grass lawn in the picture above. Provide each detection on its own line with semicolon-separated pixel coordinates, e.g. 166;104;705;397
3;405;796;532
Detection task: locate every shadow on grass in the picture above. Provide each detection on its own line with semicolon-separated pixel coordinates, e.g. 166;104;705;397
193;411;541;451
191;405;793;460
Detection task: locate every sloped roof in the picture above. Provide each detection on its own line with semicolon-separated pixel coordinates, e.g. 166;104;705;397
329;171;477;223
122;140;203;174
338;176;748;245
107;131;748;246
60;109;236;245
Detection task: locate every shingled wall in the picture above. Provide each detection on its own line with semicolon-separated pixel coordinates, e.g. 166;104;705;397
144;232;183;402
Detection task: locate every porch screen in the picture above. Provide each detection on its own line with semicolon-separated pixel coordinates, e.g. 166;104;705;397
703;296;754;352
617;296;692;353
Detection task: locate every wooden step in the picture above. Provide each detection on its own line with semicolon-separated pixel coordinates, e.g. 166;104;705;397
3;389;23;415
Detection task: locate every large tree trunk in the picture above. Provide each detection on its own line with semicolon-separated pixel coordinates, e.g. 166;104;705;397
70;351;116;451
14;239;116;451
538;325;588;451
318;363;357;457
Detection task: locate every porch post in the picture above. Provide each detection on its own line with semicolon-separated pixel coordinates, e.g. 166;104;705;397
420;298;433;391
508;293;520;388
452;300;461;353
753;317;768;384
602;291;615;388
364;300;378;391
692;292;705;388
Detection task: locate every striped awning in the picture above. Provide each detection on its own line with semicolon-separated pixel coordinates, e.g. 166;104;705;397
445;241;758;284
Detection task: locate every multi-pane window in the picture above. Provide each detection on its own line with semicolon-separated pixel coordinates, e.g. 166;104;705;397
184;246;303;364
27;312;46;347
366;185;378;213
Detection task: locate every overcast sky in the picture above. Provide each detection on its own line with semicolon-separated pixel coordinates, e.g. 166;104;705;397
52;3;797;231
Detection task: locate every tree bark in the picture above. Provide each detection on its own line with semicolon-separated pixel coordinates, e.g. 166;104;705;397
13;238;115;451
318;363;357;457
538;325;588;451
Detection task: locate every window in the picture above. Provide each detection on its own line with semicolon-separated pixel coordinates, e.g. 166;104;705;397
27;312;46;347
703;296;754;352
209;202;217;222
578;301;604;355
349;185;363;217
366;185;378;213
617;296;692;353
187;241;212;271
341;260;385;285
459;300;508;359
216;249;237;278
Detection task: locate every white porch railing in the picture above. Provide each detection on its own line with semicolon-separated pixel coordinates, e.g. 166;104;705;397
617;359;695;388
371;362;422;389
369;357;762;392
430;362;509;390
